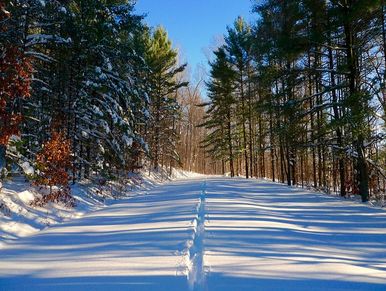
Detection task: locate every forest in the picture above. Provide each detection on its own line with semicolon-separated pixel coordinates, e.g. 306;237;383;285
203;0;386;203
1;0;386;205
2;1;386;290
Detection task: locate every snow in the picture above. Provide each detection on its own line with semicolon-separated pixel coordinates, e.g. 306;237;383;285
0;169;202;246
187;181;207;290
0;177;95;246
106;59;113;71
26;34;70;47
92;105;104;117
81;130;89;138
122;135;133;147
1;177;386;290
0;175;204;291
21;162;34;176
204;179;386;291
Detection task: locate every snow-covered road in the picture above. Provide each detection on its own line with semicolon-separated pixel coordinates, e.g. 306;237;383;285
1;178;386;290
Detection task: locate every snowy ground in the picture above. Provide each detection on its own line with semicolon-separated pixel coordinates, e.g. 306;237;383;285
1;177;386;290
0;168;202;246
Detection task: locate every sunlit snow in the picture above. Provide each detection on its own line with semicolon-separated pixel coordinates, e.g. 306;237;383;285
1;178;386;290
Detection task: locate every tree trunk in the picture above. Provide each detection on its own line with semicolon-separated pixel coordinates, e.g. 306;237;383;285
85;145;90;178
248;96;254;178
240;89;249;178
280;142;285;183
343;2;369;202
286;146;291;186
227;112;235;177
270;111;275;182
381;0;386;118
328;42;346;196
0;145;6;176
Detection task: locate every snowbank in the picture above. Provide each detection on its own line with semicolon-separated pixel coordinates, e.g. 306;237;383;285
0;168;203;248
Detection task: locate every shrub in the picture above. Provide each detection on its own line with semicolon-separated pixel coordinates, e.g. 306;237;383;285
32;131;75;207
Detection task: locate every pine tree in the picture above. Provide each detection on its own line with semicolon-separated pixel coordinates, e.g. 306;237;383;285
144;26;188;169
327;0;381;202
225;17;254;178
19;0;149;180
203;47;237;177
0;2;32;176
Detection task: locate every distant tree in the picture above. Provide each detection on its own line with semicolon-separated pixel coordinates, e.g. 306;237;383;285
203;47;237;177
176;78;210;174
144;27;188;169
225;17;255;178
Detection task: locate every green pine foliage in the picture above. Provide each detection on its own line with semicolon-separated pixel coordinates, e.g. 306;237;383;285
144;27;188;170
1;1;188;184
202;0;385;202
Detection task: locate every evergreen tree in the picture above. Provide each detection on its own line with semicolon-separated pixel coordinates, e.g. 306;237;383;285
225;17;255;178
202;47;237;177
144;26;188;169
201;0;385;201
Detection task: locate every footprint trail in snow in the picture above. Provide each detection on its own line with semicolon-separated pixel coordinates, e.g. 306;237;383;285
187;181;207;291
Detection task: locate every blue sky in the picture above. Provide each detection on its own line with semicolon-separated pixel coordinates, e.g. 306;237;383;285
135;0;255;78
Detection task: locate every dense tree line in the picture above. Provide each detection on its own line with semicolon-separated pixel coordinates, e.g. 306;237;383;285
203;0;386;202
2;0;385;205
0;0;190;201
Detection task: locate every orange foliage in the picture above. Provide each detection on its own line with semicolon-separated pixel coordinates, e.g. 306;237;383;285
0;2;32;145
35;131;72;189
33;131;75;207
